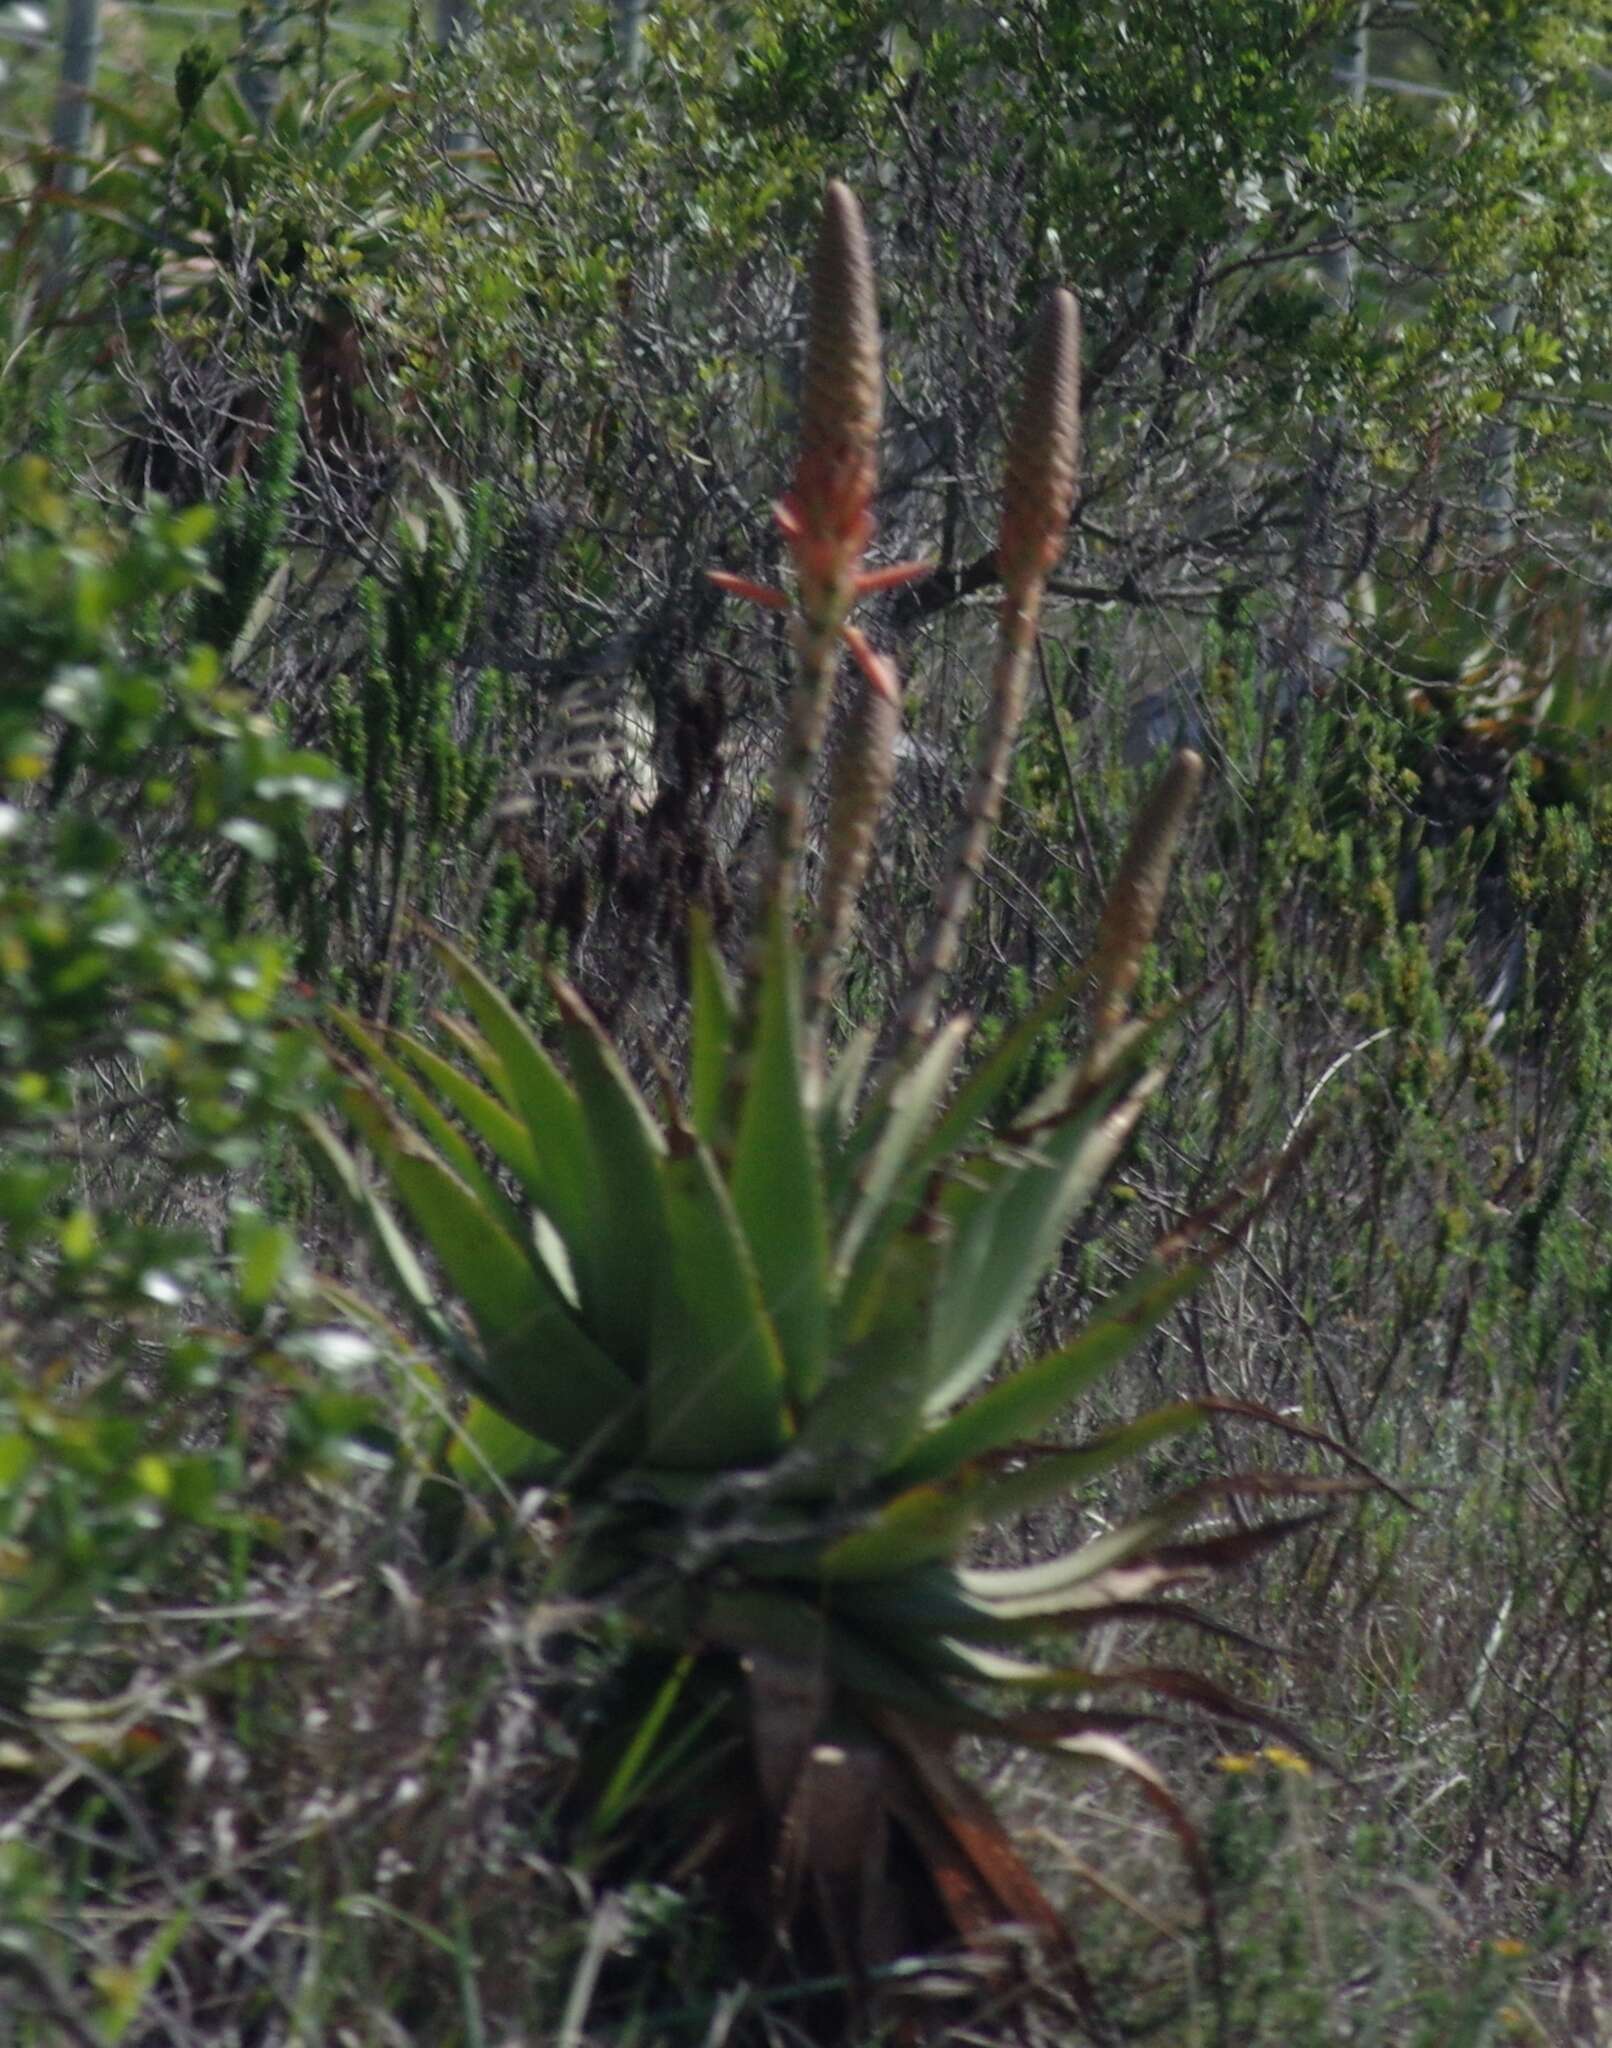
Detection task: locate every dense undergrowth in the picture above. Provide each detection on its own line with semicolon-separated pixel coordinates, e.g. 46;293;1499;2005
4;3;1612;2042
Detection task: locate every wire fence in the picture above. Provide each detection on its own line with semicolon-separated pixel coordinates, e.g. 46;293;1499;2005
0;0;653;155
0;0;483;271
0;0;660;133
0;6;1505;168
0;1;1528;539
0;0;460;152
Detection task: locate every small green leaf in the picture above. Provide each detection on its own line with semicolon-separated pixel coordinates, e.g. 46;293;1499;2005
58;1207;97;1262
230;1206;295;1321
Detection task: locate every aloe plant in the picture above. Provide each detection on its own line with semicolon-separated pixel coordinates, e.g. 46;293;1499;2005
308;183;1377;2022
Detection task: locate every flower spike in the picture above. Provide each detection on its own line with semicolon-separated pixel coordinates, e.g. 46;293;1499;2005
897;288;1082;1048
998;288;1081;621
786;179;883;620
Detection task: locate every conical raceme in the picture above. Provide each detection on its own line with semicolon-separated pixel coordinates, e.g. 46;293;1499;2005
784;178;884;611
707;183;925;696
1089;747;1205;1042
997;290;1081;613
891;288;1082;1048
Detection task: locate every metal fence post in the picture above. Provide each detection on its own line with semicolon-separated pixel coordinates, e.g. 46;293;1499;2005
1481;302;1519;556
47;0;101;272
435;0;474;162
1294;3;1368;694
1323;4;1368;308
1481;79;1528;560
613;0;648;80
237;0;285;129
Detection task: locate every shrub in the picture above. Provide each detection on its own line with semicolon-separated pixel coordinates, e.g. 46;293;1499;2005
0;458;340;1703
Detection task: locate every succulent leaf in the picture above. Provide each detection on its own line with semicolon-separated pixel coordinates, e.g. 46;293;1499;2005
949;1647;1334;1775
815;1021;877;1165
961;1504;1338;1620
330;1008;526;1244
954;1404;1210;1529
925;1068;1161;1413
815;1477;989;1583
730;902;832;1403
790;1223;946;1488
835;1013;972;1287
342;1080;637;1455
444;1401;557;1489
417;1010;586;1301
819;1406;1209;1586
895;1258;1202;1484
298;1110;447;1341
687;908;736;1149
647;1135;793;1469
392;1026;543;1199
428;934;596;1260
911;966;1084;1168
553;979;669;1372
869;1709;1076;1947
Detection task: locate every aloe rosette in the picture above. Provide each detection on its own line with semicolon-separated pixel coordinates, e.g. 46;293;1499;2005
307;183;1378;2007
